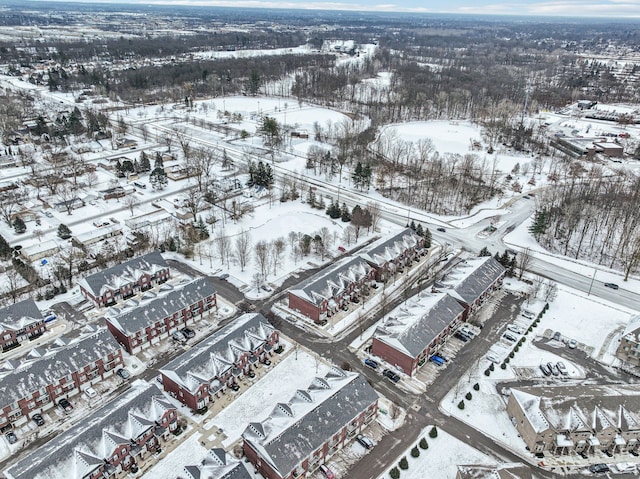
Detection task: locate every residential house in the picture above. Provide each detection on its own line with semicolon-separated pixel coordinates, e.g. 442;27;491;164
106;277;217;354
507;385;640;456
0;329;123;430
0;299;46;352
20;240;60;262
54;197;84;213
616;315;640;367
457;463;532;479
359;228;425;282
78;251;170;307
371;292;465;376
4;382;177;479
160;313;278;411
74;223;123;247
242;370;378;479
288;257;374;322
441;256;506;320
182;448;253;479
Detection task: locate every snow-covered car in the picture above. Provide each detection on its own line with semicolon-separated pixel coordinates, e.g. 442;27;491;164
116;368;130;380
84;387;98;399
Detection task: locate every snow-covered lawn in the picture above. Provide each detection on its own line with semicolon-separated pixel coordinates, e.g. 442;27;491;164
143;433;208;479
377;425;494;479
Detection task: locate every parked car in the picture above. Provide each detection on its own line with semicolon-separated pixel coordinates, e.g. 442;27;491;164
84;387;98;399
556;361;568;375
58;398;73;413
181;327;195;339
218;273;230;280
589;464;610;474
364;358;379;369
547;362;559;376
522;310;535;319
229;383;240;392
503;333;517;342
437;227;446;232
382;369;401;383
552;331;562;341
31;413;45;426
458;326;475;338
260;284;272;292
486;353;500;364
116;368;130;380
454;331;470;342
356;434;374;449
568;339;578;349
429;355;445;366
604;282;619;290
319;464;335;479
172;331;186;342
260;357;271;366
507;325;523;335
5;431;17;444
133;182;146;189
539;363;552;376
247;370;256;378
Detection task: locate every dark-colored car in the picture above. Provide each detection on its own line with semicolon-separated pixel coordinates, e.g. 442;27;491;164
437;227;446;232
32;413;45;426
454;331;469;342
5;431;17;444
382;369;400;383
589;464;610;474
58;398;73;413
181;327;195;339
604;283;619;290
247;370;255;378
539;363;552;376
364;358;379;369
229;383;240;392
260;357;271;366
117;368;130;380
356;434;374;449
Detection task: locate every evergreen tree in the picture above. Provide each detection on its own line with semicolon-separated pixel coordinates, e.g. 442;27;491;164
410;220;416;231
529;208;549;239
362;164;372;190
0;235;11;259
479;246;491;257
423;228;432;248
499;250;510;267
326;201;341;219
150;167;168;190
196;217;209;240
57;224;72;240
13;217;26;234
352;162;363;189
154;152;164;169
340;203;351;222
416;224;424;237
139;151;151;172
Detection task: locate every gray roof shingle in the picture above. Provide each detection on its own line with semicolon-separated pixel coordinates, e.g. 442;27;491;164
106;277;216;335
243;373;378;477
4;382;173;479
359;228;422;267
0;329;121;407
0;298;43;331
79;251;168;296
447;257;505;304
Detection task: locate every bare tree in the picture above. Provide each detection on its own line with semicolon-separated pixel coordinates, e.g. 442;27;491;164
367;201;382;232
125;195;138;216
542;280;558;302
0;188;25;226
516;247;532;279
4;267;23;304
319;227;332;252
254;240;270;279
184;188;204;222
55;182;80;215
214;231;230;266
271;237;286;275
235;230;251;272
342;225;356;246
84;170;99;189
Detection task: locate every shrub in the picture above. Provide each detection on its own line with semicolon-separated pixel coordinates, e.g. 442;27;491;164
514;345;520;352
390;467;400;479
429;426;438;438
399;457;409;470
509;352;515;358
484;369;491;376
411;446;420;458
465;392;472;400
528;326;533;332
489;363;495;371
419;438;429;449
458;400;465;410
504;357;510;364
473;383;480;391
500;363;507;369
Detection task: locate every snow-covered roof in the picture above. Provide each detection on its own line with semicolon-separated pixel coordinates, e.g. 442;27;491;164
242;370;378;478
289;257;372;306
78;251;169;297
373;292;464;358
441;256;505;305
182;448;253;479
73;224;122;245
106;277;216;336
160;313;275;394
511;385;640;435
622;314;640;342
20;240;60;259
4;382;173;479
0;329;121;407
359;228;422;268
457;462;532;479
0;298;44;331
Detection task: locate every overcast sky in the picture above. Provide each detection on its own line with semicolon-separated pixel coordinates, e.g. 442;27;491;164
30;0;640;18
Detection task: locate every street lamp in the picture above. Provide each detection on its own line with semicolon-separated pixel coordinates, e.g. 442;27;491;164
587;268;597;296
